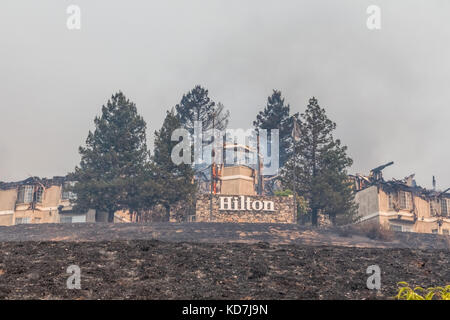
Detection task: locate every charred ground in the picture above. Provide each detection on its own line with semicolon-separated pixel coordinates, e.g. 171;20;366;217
0;223;448;300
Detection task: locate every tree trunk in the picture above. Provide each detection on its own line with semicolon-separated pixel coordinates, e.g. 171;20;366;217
108;211;115;223
311;207;318;226
330;213;336;226
164;205;171;222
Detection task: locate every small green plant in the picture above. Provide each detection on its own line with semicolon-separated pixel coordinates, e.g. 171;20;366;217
274;189;293;197
274;189;310;224
396;282;450;300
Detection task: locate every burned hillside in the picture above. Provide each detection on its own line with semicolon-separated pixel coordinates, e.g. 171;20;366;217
0;239;448;300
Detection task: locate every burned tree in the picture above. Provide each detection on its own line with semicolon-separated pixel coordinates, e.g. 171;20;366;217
175;85;229;136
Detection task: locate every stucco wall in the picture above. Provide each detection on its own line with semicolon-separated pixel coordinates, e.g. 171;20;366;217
220;165;256;195
354;185;380;219
0;189;17;212
0;214;13;226
13;209;60;224
0;184;93;226
41;185;62;207
415;196;431;218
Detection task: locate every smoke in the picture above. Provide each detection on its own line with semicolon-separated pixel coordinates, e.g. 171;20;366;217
0;0;449;189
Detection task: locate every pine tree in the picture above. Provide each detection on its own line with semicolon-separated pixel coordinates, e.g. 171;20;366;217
281;97;357;226
253;90;296;169
152;109;197;220
175;85;229;135
175;85;229;191
69;92;153;222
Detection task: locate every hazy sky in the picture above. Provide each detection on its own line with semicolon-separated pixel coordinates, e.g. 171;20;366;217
1;0;449;189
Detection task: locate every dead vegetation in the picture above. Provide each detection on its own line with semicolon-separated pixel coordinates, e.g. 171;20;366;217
0;240;448;300
0;222;449;250
0;223;448;299
339;223;395;242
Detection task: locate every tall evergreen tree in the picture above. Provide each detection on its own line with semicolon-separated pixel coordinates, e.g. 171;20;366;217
152;109;197;220
175;85;229;135
281;97;357;226
69;92;152;222
253;90;296;169
175;85;229;191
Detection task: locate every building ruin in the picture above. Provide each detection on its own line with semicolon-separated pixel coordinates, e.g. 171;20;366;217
0;176;96;226
351;162;450;235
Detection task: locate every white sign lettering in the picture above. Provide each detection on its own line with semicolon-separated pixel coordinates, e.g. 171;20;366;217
219;196;275;212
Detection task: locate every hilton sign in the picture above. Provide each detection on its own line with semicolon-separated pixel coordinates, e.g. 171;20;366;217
219;196;275;212
195;194;294;223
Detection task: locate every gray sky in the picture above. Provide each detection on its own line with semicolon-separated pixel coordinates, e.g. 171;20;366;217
1;0;449;189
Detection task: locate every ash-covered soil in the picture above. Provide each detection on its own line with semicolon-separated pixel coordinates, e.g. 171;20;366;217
0;223;448;300
0;240;448;300
1;222;449;249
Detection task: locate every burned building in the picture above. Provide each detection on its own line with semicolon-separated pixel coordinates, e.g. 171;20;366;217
351;162;450;235
0;176;95;226
194;143;296;224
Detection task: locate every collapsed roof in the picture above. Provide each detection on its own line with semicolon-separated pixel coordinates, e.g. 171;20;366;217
0;176;68;191
350;162;450;200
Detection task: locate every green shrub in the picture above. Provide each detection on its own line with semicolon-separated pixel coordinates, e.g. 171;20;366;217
274;189;310;224
396;282;450;300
